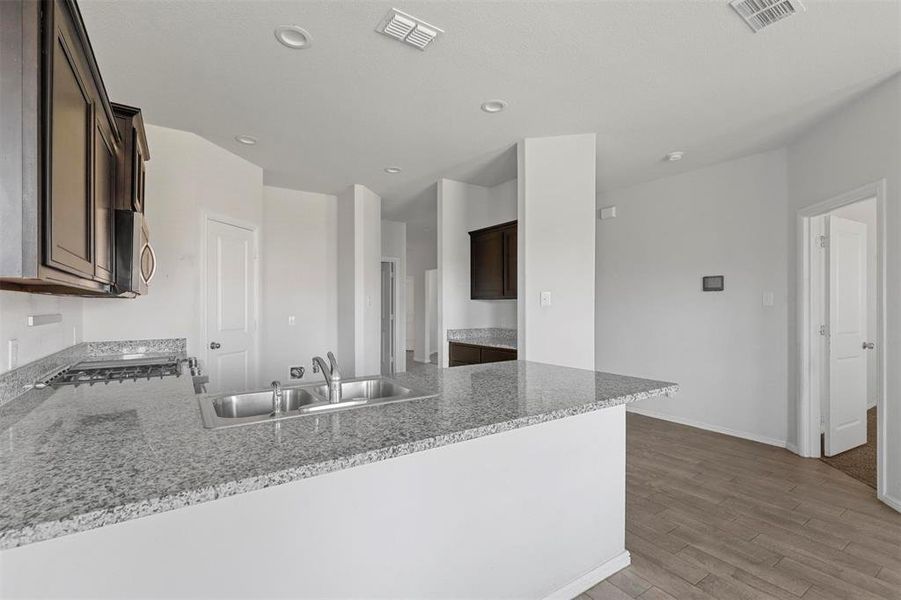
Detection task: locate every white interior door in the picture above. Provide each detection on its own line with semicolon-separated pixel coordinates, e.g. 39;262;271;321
825;215;868;456
206;219;257;394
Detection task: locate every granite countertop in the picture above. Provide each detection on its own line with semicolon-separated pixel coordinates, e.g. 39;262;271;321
0;360;676;550
446;328;517;350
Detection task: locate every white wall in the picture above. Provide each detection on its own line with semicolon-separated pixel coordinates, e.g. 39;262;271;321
831;198;878;408
336;185;381;377
82;125;264;366
0;293;82;372
596;150;790;446
381;219;407;372
518;133;596;370
437;178;517;367
260;187;337;385
787;74;900;507
407;225;437;363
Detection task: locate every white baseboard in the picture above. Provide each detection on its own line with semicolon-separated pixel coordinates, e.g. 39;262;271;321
626;406;788;449
543;550;630;600
784;441;800;456
878;492;901;514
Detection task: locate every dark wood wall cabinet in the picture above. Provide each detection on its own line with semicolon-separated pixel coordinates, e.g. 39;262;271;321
448;342;517;367
469;220;517;300
0;0;149;296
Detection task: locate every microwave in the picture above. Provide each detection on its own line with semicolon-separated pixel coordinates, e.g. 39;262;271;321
114;210;156;296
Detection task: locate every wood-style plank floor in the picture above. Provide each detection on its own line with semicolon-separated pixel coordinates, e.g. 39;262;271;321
577;413;901;600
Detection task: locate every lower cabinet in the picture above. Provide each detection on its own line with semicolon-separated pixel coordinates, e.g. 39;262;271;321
449;342;517;367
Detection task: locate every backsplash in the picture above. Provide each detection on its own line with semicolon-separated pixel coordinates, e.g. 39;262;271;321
0;338;186;407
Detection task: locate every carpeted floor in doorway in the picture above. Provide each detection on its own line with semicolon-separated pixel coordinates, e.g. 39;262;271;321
820;407;877;489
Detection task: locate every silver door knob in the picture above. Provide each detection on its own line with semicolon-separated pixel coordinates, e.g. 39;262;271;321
863;342;875;350
209;342;221;350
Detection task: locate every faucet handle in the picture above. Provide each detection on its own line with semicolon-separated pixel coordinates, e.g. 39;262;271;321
326;351;340;376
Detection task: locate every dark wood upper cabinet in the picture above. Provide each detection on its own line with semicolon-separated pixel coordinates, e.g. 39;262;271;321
111;103;149;213
46;22;95;278
0;0;135;295
469;220;517;300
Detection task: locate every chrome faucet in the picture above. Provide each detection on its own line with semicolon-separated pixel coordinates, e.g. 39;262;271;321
312;351;342;404
270;380;284;416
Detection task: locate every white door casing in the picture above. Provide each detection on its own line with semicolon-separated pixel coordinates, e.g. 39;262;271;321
380;261;395;376
826;215;868;456
205;218;257;394
405;276;415;349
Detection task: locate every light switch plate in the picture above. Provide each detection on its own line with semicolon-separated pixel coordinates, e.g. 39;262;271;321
600;206;617;220
288;315;296;326
540;291;552;307
762;291;775;307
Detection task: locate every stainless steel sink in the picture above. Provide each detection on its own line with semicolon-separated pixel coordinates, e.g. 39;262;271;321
212;387;321;418
198;376;435;429
311;378;414;402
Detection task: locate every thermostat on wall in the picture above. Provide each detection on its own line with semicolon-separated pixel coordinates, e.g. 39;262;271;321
702;276;724;292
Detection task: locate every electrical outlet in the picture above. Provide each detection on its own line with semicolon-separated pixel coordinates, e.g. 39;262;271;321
540;291;552;307
289;366;305;379
8;339;18;370
288;315;296;326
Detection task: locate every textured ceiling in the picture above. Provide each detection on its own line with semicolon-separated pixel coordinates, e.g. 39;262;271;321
79;0;901;227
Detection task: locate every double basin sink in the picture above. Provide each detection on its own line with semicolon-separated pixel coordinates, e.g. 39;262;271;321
199;376;435;429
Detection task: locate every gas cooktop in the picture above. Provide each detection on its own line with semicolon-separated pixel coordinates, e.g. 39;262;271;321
41;354;183;388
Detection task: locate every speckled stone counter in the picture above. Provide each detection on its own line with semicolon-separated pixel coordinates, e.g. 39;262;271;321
0;360;676;550
446;327;517;350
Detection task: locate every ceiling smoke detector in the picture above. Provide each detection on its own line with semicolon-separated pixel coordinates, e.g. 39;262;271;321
730;0;806;33
376;8;443;50
384;167;402;174
235;135;258;145
664;151;684;162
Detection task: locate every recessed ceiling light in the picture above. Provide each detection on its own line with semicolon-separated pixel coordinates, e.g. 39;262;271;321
664;151;684;162
481;99;508;113
235;135;258;145
384;167;402;174
274;25;312;49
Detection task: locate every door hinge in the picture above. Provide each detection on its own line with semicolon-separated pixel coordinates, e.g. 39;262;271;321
817;235;828;249
819;324;828;336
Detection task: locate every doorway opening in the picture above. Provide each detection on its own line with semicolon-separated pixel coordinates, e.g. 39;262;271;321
381;259;398;376
797;180;887;499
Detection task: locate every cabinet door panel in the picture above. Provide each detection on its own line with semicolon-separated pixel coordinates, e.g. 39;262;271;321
503;226;517;298
470;230;504;299
481;347;517;363
47;33;94;276
93;122;115;282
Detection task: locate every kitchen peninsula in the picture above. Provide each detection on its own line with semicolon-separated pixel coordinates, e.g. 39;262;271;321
0;345;675;599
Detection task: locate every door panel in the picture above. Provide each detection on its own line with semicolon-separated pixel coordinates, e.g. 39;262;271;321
471;229;504;299
93;122;115;282
48;33;94;276
826;215;868;456
206;220;256;394
503;226;517;298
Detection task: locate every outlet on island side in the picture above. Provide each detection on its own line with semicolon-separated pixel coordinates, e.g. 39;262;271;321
289;366;305;379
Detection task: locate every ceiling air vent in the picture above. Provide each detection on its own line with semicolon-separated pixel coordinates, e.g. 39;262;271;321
730;0;805;32
376;8;443;50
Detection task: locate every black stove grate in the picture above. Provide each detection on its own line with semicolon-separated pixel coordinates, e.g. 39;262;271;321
46;359;182;388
